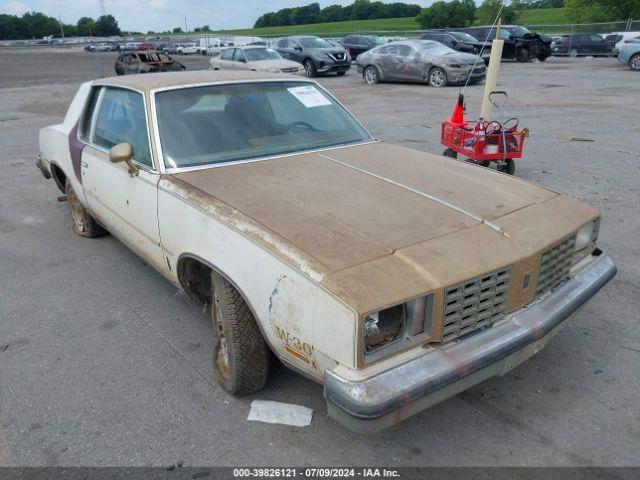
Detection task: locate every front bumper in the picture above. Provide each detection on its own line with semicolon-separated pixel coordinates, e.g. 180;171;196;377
317;60;351;74
324;253;616;433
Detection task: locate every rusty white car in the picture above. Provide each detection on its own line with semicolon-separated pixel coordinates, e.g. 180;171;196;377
210;46;302;74
36;70;616;433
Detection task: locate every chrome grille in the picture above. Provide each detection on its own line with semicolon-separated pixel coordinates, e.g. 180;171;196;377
536;235;576;296
442;268;511;343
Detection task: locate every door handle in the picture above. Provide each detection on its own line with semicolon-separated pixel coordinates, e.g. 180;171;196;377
80;161;88;167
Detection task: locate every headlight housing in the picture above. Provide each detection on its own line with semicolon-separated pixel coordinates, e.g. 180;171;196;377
363;294;434;362
266;67;280;73
573;217;600;264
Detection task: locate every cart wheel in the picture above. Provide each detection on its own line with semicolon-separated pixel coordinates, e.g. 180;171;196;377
477;160;491;168
443;148;457;159
497;159;515;175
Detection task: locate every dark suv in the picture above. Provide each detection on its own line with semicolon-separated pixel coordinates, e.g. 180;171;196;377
341;35;385;59
273;36;351;77
551;34;613;57
460;25;552;62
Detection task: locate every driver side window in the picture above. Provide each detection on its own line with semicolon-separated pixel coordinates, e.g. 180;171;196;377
93;88;152;168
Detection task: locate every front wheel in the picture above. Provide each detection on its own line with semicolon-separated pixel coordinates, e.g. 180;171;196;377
629;53;640;71
304;59;317;77
443;148;457;159
363;65;379;84
66;182;107;238
516;48;529;62
211;273;270;396
427;67;447;87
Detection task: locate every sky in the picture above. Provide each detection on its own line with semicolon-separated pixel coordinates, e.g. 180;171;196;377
0;0;438;32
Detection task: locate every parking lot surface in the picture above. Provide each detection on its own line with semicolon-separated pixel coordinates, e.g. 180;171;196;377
0;47;639;466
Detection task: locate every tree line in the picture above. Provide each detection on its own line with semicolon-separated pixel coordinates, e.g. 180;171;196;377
254;0;422;28
0;12;121;40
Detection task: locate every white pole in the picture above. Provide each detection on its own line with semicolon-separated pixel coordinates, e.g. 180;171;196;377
480;21;504;121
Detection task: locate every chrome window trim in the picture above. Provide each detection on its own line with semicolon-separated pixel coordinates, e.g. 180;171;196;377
149;78;376;174
79;83;158;173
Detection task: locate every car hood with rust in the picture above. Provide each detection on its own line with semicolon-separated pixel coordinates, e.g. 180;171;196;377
167;142;597;313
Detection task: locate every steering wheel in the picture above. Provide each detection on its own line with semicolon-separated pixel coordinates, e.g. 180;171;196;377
286;121;318;132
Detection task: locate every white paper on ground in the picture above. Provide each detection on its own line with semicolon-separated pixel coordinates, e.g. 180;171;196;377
247;400;314;427
287;85;332;108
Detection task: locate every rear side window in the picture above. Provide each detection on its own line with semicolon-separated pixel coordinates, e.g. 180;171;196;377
80;87;101;140
93;88;152;167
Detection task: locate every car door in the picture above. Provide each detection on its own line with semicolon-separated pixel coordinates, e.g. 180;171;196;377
80;86;165;272
233;48;249;69
380;45;404;81
590;35;608;55
217;48;234;69
289;39;304;63
396;45;423;81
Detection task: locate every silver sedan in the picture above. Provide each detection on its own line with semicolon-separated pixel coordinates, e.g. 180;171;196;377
356;39;486;87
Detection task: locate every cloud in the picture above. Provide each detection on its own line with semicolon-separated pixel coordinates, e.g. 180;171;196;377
5;0;30;15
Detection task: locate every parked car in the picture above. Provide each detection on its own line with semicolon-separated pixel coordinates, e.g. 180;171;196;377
356;39;486;87
176;43;198;55
551;34;613;57
85;42;113;52
210;46;302;74
324;38;344;48
340;35;385;59
460;25;551;62
36;70;616;433
273;35;350;77
604;31;640;54
118;42;139;52
420;31;492;64
618;39;640;70
114;51;185;75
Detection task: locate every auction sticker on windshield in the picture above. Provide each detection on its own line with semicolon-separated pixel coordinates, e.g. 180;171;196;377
287;85;332;108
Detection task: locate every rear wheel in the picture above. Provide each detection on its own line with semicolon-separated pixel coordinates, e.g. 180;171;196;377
427;67;447;87
363;66;379;84
304;59;317;77
66;182;107;238
630;54;640;71
497;159;516;175
211;273;270;396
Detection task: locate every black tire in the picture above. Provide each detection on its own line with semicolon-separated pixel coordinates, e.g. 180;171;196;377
363;65;379;84
629;53;640;71
497;159;516;175
516;48;529;63
65;182;107;238
303;59;317;78
537;54;548;62
443;148;458;159
211;273;270;396
427;67;447;87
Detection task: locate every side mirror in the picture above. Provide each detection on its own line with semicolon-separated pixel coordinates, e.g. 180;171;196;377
294;45;302;51
109;143;138;176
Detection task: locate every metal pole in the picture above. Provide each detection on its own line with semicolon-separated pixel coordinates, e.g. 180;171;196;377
58;16;65;38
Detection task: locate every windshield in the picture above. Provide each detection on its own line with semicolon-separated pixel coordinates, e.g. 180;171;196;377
299;37;331;48
367;36;385;45
244;48;282;61
414;41;456;55
512;26;531;37
451;32;479;43
155;81;371;169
